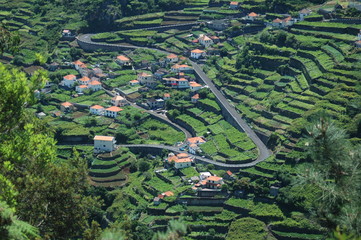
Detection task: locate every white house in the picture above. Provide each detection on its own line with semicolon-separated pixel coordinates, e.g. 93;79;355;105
137;72;156;87
164;93;170;100
205;176;224;189
167;153;192;169
187;136;206;154
129;80;140;86
198;34;213;48
358;29;361;40
76;84;88;93
166;54;178;63
191;93;199;103
89;80;102;91
200;172;212;180
189;144;199;155
73;60;84;71
189;81;202;91
299;8;311;21
62;74;77;87
104;106;123;118
116;55;131;66
271;18;284;28
191;49;205;59
176;78;189;89
245;12;259;21
78;76;90;85
90;105;105;115
94;135;116;153
111;95;127;107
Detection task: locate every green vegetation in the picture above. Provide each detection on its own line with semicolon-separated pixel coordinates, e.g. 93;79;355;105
227;218;268;240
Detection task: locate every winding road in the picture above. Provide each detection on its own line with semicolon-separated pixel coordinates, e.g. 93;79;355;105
76;32;272;170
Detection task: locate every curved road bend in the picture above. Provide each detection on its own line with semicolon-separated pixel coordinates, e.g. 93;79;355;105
77;34;272;165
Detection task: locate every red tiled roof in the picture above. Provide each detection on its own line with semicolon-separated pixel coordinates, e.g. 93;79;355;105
163;191;174;197
130;80;139;83
273;18;282;23
230;1;238;5
79;76;90;82
248;12;258;17
207;176;222;181
187;137;206;144
73;60;83;65
192;94;199;99
167;54;178;59
94;136;114;141
90;80;101;85
78;85;88;88
164;93;170;97
190;81;202;87
227;170;233;176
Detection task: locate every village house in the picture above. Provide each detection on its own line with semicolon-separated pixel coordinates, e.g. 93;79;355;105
116;55;131;66
73;60;84;71
76;84;88;93
271;16;295;28
62;29;72;37
358;30;361;40
61;74;77;88
205;176;224;189
60;102;74;113
206;20;230;31
90;105;105;115
164;93;171;100
93;135;116;153
167;152;193;169
137;72;156;87
111;95;127;107
299;8;311;21
78;76;90;85
153;197;161;206
191;93;199;103
229;1;239;9
129;80;140;86
187;136;206;154
171;64;193;73
189;144;199;155
355;40;361;48
210;36;220;43
245;12;259;21
78;63;89;77
271;18;284;28
154;68;169;80
224;170;235;180
89;80;102;91
166;53;178;63
198;34;214;48
147;98;164;109
191;49;206;59
104;106;123;118
189;81;202;92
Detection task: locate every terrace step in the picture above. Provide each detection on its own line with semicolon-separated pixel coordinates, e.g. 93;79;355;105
309;84;330;96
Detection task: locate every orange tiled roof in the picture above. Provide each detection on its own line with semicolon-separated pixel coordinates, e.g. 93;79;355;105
177;153;189;158
78;85;88;88
106;106;123;112
138;72;152;77
207;176;222;181
191;49;205;54
164;93;170;97
73;60;84;65
94;136;114;141
190;81;202;87
167;54;178;59
130;80;139;83
79;76;90;82
90;105;104;109
273;18;282;23
117;55;130;61
64;74;76;80
90;80;101;85
163;191;174;197
61;102;73;107
187;137;206;144
248;12;258;17
192;94;199;99
230;1;238;5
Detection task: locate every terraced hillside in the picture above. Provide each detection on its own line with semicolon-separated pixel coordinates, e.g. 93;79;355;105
204;20;361;161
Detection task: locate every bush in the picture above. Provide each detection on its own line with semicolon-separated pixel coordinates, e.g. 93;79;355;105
227;217;267;240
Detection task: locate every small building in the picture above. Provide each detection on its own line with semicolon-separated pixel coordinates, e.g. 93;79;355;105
189;143;199;155
191;93;199;103
94;135;116;153
189;81;202;92
191;49;205;59
206;176;224;189
78;76;90;85
76;84;88;93
198;34;213;48
137;72;156;87
36;112;46;119
271;18;284;28
187;136;206;146
167;153;193;169
89;80;102;91
154;69;169;80
210;36;220;43
129;80;140;86
299;8;311;21
245;12;259;21
104;106;123;118
60;102;74;113
111;95;127;107
153;197;161;206
164;93;171;100
166;54;178;63
355;40;361;48
200;172;212;180
90;105;105;115
224;170;235;180
62;74;77;88
229;1;239;9
73;60;84;71
62;29;72;37
147;98;164;109
116;55;131;66
207;20;230;31
358;29;361;41
270;186;280;197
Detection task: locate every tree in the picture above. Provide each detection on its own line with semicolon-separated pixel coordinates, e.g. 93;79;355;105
0;24;20;56
138;160;150;172
152;219;187;240
297;115;361;235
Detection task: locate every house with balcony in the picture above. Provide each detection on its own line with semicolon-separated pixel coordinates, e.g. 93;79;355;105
94;135;116;153
104;106;123;118
190;49;206;59
90;105;105;115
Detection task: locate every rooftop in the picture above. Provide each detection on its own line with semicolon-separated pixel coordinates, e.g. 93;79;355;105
106;106;123;112
94;136;114;141
90;105;104;109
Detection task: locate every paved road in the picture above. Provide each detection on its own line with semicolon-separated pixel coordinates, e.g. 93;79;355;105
76;32;272;168
118;144;263;169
